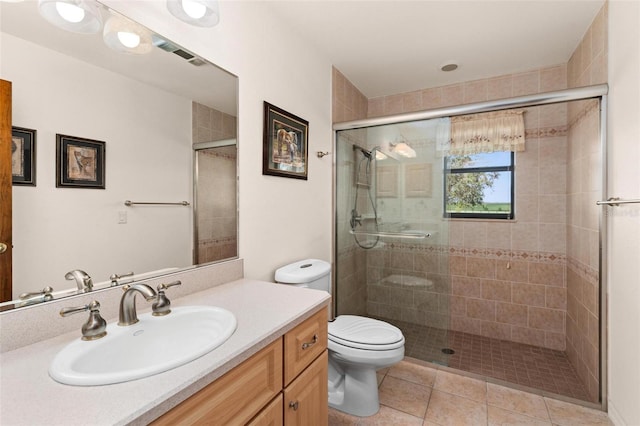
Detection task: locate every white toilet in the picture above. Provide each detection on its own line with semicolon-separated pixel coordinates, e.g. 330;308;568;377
275;259;405;417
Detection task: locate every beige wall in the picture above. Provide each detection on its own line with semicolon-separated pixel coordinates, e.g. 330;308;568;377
104;1;335;283
607;0;640;424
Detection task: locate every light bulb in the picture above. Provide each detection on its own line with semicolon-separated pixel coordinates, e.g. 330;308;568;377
117;31;140;48
182;0;206;19
55;1;85;23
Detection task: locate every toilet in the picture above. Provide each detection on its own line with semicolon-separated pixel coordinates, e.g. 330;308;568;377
275;259;405;417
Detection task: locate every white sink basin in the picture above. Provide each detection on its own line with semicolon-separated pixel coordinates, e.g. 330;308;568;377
49;306;237;386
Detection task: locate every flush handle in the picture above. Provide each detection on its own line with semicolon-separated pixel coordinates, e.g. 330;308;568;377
289;400;299;411
301;334;318;350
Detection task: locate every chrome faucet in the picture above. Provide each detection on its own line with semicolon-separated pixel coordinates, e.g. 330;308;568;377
65;270;93;293
118;283;157;326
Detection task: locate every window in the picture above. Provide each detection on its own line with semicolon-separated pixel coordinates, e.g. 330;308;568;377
444;151;514;219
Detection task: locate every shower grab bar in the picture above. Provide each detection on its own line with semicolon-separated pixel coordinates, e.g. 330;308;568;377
349;230;430;239
124;200;190;206
596;197;640;206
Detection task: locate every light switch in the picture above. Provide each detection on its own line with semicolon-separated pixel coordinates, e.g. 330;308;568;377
118;211;127;224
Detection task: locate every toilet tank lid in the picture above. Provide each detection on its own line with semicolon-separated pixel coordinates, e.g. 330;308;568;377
275;259;331;284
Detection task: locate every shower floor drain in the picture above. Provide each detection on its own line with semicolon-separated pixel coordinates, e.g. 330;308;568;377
441;348;455;355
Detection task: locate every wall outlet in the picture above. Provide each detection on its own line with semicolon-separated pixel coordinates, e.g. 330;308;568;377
118;211;127;224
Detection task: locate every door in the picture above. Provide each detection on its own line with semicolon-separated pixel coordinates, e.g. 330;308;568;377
0;80;12;302
193;140;237;265
0;79;12;302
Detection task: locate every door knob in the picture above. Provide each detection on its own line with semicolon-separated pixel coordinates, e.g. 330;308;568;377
0;243;7;254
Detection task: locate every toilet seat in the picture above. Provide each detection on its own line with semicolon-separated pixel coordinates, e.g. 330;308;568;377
328;315;404;351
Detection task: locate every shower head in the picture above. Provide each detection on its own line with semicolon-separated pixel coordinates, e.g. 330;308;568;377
353;144;372;159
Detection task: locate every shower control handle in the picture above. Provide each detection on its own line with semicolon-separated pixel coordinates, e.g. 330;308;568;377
301;334;318;350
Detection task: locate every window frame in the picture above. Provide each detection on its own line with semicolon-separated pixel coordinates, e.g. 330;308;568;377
443;151;515;220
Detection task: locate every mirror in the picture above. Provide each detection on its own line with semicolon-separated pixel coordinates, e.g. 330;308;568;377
0;1;238;309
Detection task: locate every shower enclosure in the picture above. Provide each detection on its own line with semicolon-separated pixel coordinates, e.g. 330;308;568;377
335;120;452;364
333;85;608;407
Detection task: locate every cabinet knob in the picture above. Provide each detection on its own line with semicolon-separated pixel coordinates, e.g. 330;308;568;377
0;242;7;254
289;400;299;411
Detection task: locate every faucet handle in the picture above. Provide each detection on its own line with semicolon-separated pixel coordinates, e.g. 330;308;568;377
60;300;107;341
20;286;54;301
152;281;182;317
110;271;134;286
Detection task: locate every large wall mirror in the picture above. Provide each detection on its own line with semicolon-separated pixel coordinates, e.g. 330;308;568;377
0;1;238;310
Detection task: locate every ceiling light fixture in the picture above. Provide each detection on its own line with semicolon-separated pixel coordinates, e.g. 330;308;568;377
103;13;152;55
38;0;102;34
166;0;220;27
390;141;417;158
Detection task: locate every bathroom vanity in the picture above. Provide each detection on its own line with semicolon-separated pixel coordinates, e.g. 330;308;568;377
152;308;328;425
0;261;331;425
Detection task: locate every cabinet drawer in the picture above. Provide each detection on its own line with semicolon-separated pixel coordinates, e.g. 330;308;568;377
284;308;327;386
283;350;328;426
151;338;283;426
247;393;283;426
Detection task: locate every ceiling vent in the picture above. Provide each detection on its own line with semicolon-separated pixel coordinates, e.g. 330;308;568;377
153;36;206;66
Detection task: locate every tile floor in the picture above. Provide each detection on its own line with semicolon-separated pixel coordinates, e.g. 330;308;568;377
380;317;591;402
328;359;612;426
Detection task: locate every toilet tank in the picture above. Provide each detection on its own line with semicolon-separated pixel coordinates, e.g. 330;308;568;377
275;259;331;293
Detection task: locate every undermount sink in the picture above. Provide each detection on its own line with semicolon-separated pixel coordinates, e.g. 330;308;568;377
49;305;237;386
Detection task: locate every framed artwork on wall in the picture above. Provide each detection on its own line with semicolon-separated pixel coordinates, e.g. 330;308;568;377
56;134;105;189
262;101;309;180
11;126;36;186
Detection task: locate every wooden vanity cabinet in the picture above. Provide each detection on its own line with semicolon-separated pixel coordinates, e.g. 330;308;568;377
282;308;328;426
151;307;328;426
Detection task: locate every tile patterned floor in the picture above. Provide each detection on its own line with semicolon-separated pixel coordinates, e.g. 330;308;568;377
379;317;591;402
328;359;612;426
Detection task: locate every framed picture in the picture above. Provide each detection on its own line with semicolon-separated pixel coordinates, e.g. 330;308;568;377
11;127;36;186
56;134;105;189
263;102;309;180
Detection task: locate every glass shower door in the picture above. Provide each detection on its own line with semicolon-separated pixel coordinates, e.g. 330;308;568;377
335;118;451;365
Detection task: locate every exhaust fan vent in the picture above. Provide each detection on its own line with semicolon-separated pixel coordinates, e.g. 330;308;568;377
172;48;194;61
153;36;205;66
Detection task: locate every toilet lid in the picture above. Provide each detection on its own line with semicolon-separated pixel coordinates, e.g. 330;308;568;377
328;315;405;351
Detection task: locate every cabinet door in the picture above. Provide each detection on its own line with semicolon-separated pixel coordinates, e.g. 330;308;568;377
284;309;327;386
247;394;283;426
283;351;328;426
151;339;283;426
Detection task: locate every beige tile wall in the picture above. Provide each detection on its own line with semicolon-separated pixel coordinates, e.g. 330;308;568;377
366;66;570;350
192;102;237;143
332;68;369;315
333;67;368;123
565;2;607;403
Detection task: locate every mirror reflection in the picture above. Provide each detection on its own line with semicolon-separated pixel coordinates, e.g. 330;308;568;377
0;1;238;309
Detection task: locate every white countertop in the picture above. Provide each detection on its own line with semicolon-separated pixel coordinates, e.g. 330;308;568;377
0;279;330;426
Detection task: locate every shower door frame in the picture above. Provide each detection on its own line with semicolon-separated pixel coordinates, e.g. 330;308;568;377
332;83;609;411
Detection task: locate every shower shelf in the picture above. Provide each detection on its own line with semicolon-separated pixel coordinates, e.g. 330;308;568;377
349;230;430;239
